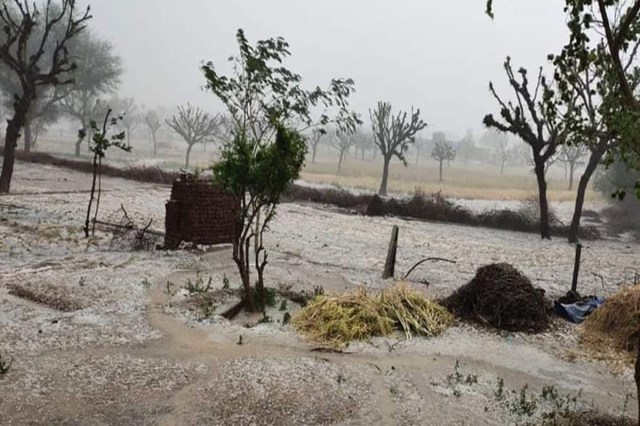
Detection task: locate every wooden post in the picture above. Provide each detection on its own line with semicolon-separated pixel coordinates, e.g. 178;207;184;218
383;225;399;279
571;243;582;293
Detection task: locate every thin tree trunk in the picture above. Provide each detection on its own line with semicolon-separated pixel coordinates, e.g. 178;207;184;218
312;143;318;163
568;161;575;191
361;148;365;161
568;152;602;243
337;151;344;174
379;156;391;196
235;256;256;312
85;153;99;238
501;159;505;175
232;205;257;313
534;160;551;239
439;159;444;181
415;147;420;165
152;134;157;157
91;157;102;236
185;144;193;168
23;119;32;153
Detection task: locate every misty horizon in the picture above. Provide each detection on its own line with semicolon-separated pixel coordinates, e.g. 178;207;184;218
82;0;568;139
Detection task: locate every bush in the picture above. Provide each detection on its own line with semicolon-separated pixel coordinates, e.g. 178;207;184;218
3;149;602;240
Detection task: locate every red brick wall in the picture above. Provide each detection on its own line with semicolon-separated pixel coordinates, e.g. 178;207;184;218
164;176;239;249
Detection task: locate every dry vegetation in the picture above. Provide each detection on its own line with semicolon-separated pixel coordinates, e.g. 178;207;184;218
580;285;640;364
302;159;598;201
293;283;453;348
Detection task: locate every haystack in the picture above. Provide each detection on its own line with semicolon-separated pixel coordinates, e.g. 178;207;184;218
581;285;640;355
444;263;549;333
292;283;453;348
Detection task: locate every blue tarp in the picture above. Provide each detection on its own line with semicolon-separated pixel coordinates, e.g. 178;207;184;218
554;296;605;324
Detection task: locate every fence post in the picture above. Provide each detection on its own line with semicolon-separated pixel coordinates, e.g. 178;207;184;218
383;225;399;279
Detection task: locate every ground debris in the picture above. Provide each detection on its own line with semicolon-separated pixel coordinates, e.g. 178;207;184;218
8;283;82;312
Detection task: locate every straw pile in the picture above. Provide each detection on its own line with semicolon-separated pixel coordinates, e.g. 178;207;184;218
292;283;453;348
581;285;640;358
443;263;550;333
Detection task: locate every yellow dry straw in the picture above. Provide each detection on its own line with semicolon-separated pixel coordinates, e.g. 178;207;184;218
581;285;640;360
293;283;453;348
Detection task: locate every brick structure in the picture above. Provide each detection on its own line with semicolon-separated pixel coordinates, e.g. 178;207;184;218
164;175;239;249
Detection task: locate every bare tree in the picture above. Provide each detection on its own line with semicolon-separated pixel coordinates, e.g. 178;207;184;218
331;130;357;173
431;132;456;181
484;58;566;239
0;0;90;193
144;110;162;156
495;139;516;175
558;144;588;191
370;101;427;196
308;128;324;163
0;7;75;153
166;104;221;168
550;42;636;242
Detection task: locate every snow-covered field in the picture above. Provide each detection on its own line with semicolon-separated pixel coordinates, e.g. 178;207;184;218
0;161;638;425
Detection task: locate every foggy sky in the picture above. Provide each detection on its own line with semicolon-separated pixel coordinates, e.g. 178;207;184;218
83;0;568;140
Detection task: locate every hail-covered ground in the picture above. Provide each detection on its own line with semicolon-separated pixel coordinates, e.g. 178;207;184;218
0;161;638;425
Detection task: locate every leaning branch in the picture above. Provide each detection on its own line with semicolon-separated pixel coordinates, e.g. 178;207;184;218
402;257;457;281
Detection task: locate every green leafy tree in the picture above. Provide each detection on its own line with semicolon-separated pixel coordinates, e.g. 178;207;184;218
0;0;91;193
82;109;130;238
487;0;640;199
202;29;360;312
370;101;427;196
